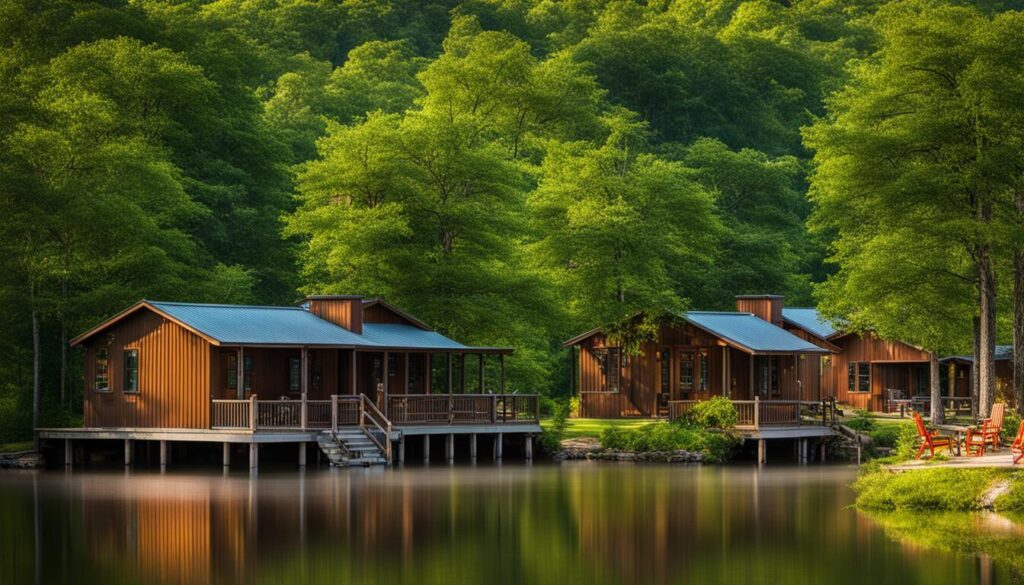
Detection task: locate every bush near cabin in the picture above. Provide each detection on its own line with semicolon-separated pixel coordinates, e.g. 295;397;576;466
599;397;741;463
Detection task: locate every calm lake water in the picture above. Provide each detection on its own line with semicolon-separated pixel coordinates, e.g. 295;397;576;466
0;463;1015;584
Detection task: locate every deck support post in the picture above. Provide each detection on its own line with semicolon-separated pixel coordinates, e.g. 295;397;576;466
124;439;132;467
820;441;826;463
446;433;454;463
398;435;405;464
249;444;258;470
525;436;533;460
799;439;807;464
64;439;72;468
470;433;477;459
159;440;168;468
222;443;230;467
757;439;766;465
423;435;430;463
298;443;306;467
495;433;503;460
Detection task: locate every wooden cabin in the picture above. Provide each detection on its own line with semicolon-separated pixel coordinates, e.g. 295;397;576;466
70;296;515;429
44;295;541;468
565;296;831;419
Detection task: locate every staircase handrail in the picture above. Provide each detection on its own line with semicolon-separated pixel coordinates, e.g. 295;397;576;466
360;394;393;463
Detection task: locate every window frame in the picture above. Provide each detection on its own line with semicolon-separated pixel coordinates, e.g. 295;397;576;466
848;362;871;393
581;347;622;394
94;347;111;393
123;349;139;394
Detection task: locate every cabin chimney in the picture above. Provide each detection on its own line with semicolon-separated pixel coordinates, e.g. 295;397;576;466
305;295;363;334
736;294;784;327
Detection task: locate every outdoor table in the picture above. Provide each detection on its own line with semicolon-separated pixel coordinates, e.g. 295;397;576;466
934;423;975;457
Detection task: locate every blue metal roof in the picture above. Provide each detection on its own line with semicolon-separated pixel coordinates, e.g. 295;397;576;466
150;301;368;346
684;311;829;354
781;307;838;339
942;345;1012;363
360;323;468;350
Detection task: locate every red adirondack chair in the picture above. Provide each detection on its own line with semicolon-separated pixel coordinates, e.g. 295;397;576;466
913;412;953;460
1011;421;1024;465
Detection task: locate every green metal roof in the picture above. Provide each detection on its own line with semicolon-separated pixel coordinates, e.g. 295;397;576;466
781;307;838;339
685;311;830;354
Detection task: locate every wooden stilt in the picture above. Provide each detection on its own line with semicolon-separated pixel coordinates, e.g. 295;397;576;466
298;443;306;467
470;433;477;459
495;433;503;460
124;439;132;467
160;440;168;467
222;443;230;467
249;444;258;470
423;435;430;463
65;439;72;468
398;435;405;464
525;436;533;460
446;433;454;462
757;439;766;465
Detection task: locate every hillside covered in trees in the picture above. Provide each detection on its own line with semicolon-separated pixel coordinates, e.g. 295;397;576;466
2;0;1023;438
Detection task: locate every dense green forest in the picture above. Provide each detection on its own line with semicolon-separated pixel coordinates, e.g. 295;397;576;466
2;0;1023;439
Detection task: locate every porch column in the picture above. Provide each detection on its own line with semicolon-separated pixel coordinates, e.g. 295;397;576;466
948;361;956;398
237;347;245;400
351;350;358;395
382;351;390;416
478;354;485;393
447;353;453;393
500;354;506;393
461;354;466;393
749;354;755;398
795;355;801;401
721;346;728;397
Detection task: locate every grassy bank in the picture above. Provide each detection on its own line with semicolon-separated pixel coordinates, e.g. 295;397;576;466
539;418;650;439
0;442;34;454
853;467;1024;512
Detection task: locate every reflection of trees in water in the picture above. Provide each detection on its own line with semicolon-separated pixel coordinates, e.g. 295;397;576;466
6;467;1013;584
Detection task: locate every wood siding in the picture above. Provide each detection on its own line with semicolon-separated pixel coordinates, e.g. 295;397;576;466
831;332;932;411
307;298;362;333
575;323;823;418
736;296;783;326
363;303;418;326
83;309;211;429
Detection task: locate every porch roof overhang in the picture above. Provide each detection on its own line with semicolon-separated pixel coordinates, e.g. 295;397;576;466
684;312;831;356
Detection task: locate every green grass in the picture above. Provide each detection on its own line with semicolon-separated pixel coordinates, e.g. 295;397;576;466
853;467;1024;512
0;441;34;453
539;417;651;439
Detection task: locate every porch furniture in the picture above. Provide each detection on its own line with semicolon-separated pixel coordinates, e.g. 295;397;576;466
933;422;974;457
964;418;997;457
913;412;954;460
981;403;1006;450
1011;421;1024;465
887;389;912;416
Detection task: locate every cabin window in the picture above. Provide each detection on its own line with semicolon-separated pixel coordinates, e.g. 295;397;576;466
699;350;709;392
228;355;238;390
848;362;870;392
243;355;253;392
289;357;300;392
584;348;621;393
388;355;397;377
660;350;670;395
123;349;139;393
679;352;695;396
94;347;110;392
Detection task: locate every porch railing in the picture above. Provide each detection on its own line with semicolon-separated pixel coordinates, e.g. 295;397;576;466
386;394;540;425
211;395;333;430
667;397;838;430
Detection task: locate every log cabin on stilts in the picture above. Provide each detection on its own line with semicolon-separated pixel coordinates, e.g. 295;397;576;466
38;296;540;470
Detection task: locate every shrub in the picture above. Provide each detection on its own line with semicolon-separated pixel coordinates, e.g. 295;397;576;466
890;422;920;461
869;423;911;449
598;421;740;462
1002;407;1021;444
683;396;738;429
568;396;580;417
540;400;570;452
845;410;875;432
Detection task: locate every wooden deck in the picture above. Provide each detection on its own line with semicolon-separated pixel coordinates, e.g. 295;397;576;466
667;397;839;430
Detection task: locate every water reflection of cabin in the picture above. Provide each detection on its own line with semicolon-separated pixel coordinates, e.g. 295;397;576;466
39;295;541;468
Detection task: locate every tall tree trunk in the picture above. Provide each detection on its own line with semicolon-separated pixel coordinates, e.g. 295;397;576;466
929;352;943;424
1015;188;1024;414
30;280;41;449
972;316;981;419
979;248;997;419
